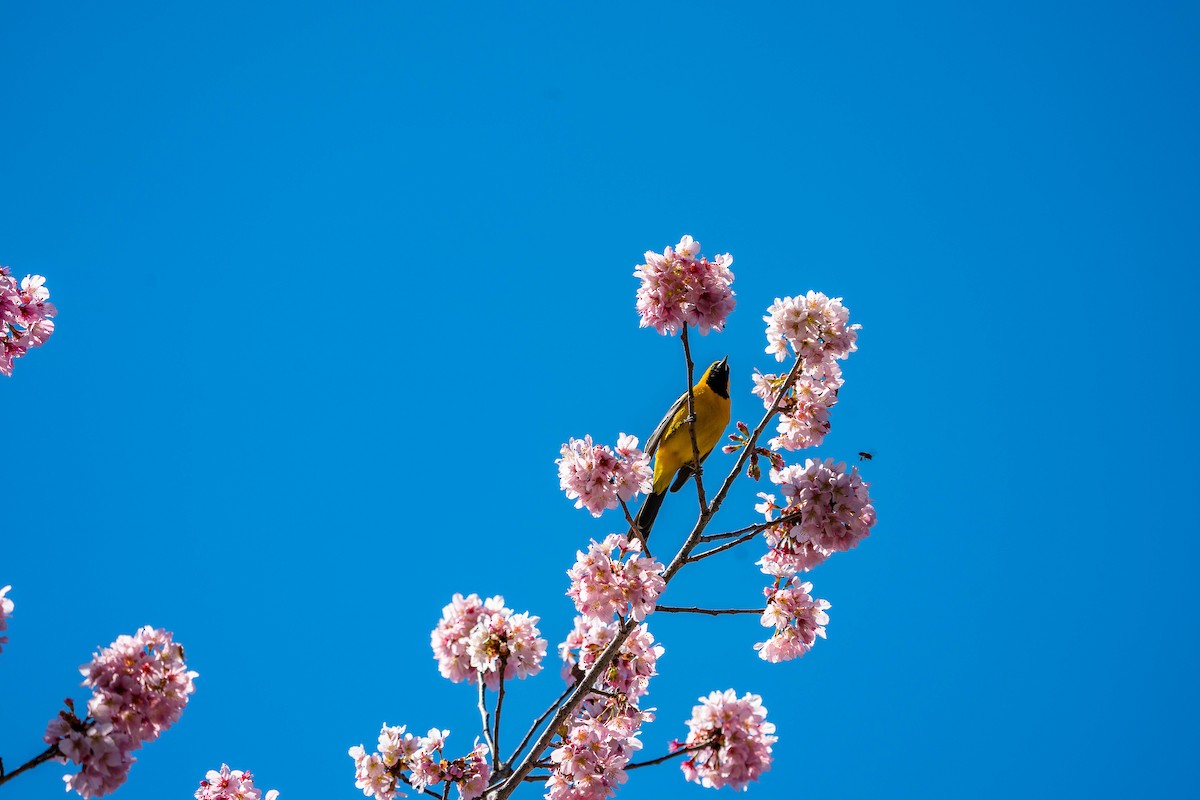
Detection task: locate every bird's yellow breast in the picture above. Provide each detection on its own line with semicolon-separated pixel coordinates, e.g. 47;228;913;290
651;383;731;494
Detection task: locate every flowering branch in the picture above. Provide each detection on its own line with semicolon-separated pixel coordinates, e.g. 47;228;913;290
655;606;763;617
492;618;640;799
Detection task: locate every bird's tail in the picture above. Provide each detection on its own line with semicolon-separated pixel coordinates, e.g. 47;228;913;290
633;490;666;543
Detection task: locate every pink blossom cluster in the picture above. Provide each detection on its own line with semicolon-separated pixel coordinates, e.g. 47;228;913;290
754;579;830;663
678;690;777;791
756;458;877;576
195;764;279;800
0;268;56;376
349;725;490;800
634;235;735;335
566;534;665;622
0;584;12;652
763;292;859;370
752;371;839;451
430;593;547;689
546;715;640;800
559;618;663;701
44;626;197;798
557;434;653;517
549;620;664;800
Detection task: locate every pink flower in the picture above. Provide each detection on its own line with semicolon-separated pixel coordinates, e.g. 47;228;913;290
1;268;57;376
430;594;546;689
194;764;279;800
0;584;12;652
557;434;652;517
678;690;777;791
44;626;197;797
566;534;665;622
763;292;859;371
762;459;876;566
755;579;830;663
350;726;490;800
559;618;663;701
634;235;735;335
546;716;639;800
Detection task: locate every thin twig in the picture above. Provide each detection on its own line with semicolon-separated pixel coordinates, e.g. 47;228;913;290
0;744;59;787
679;324;709;512
492;663;507;772
506;683;574;768
398;773;449;800
699;509;805;542
625;740;715;770
687;530;762;563
656;605;763;617
478;673;497;763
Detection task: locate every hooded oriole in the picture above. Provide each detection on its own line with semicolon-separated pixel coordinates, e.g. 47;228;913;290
634;357;731;541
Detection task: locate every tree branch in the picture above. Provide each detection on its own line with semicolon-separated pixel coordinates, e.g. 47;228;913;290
655;605;762;617
506;683;574;769
625;740;716;770
478;673;497;765
0;744;60;788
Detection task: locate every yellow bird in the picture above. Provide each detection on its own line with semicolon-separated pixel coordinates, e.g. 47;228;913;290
634;357;731;541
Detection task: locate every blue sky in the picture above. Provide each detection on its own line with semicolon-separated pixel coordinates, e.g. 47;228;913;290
2;1;1197;798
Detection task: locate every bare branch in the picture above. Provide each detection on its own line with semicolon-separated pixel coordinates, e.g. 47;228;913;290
625;740;716;770
0;744;59;788
656;605;763;617
478;673;497;764
687;530;762;563
699;509;805;542
506;683;574;768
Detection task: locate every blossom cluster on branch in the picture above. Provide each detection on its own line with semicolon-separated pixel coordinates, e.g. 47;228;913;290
194;764;279;800
557;434;652;518
567;535;664;622
634;235;735;336
0;267;56;376
677;690;777;790
431;593;548;689
43;627;197;798
350;726;491;800
756;458;877;577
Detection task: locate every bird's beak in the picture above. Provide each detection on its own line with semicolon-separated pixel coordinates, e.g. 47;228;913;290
718;356;729;369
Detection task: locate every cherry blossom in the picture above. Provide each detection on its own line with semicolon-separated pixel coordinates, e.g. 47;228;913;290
763;291;859;371
0;267;57;377
349;726;489;800
755;579;830;663
678;690;776;791
634;235;735;335
566;534;665;622
44;626;197;797
558;434;653;517
431;593;547;689
194;764;279;800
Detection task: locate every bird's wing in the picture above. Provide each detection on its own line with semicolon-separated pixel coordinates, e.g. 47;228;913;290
645;390;689;457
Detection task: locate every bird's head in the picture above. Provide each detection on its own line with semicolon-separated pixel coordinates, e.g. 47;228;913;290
704;356;730;398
